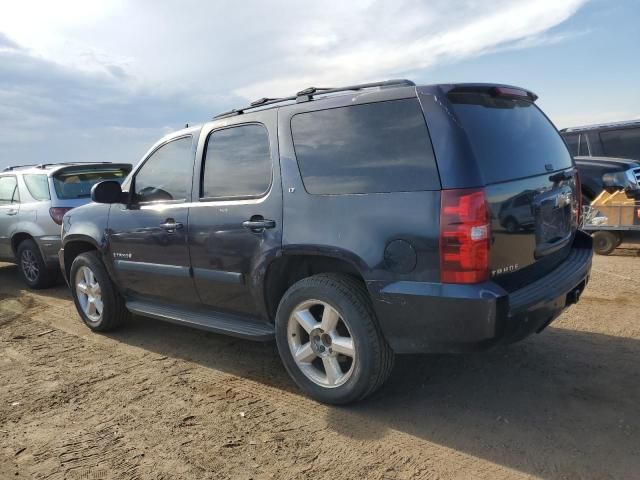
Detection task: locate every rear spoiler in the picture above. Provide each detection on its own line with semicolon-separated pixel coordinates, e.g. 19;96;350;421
53;163;132;176
446;84;538;102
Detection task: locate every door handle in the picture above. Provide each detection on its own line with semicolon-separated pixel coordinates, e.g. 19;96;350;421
242;218;276;232
160;220;184;232
6;209;18;216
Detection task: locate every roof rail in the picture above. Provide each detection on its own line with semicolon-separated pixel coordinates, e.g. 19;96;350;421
36;162;113;169
213;79;415;119
2;162;115;172
3;164;38;172
560;118;640;133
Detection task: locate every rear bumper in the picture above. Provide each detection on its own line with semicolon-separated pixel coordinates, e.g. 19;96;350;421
37;236;62;267
369;231;593;354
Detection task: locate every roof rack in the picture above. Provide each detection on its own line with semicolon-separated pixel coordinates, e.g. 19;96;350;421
213;79;415;119
2;162;114;172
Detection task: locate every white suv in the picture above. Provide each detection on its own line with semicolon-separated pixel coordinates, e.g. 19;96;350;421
0;163;131;288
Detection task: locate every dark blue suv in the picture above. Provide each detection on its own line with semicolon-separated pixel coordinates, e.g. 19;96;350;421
59;80;592;404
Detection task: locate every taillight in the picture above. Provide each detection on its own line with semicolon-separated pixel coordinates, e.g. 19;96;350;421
575;170;582;226
49;207;72;225
440;188;490;284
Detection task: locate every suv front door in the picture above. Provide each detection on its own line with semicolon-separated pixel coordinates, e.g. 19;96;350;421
0;175;20;259
107;134;199;305
188;110;282;318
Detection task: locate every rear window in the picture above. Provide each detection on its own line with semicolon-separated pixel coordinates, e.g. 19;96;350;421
291;99;439;194
23;174;51;201
53;165;131;199
600;127;640;159
448;92;573;184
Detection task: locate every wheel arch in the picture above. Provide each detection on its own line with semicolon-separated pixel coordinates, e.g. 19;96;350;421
262;249;369;322
11;232;37;257
62;235;101;281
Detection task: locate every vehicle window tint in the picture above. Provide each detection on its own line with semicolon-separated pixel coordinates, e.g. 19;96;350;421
23;174;51;201
448;92;573;184
0;176;19;204
291;99;439;194
135;137;193;203
578;134;590;156
600;127;640;159
202;125;271;198
563;133;579;156
53;166;130;200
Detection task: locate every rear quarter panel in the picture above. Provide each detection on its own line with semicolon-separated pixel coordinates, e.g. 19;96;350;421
277;96;441;285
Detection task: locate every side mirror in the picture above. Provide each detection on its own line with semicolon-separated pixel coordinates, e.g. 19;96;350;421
601;172;628;190
91;180;124;204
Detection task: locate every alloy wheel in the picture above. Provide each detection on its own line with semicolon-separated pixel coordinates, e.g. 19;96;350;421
75;266;103;324
21;249;40;282
287;300;356;388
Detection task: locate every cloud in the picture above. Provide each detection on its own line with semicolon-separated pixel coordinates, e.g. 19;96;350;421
0;32;23;51
0;0;590;168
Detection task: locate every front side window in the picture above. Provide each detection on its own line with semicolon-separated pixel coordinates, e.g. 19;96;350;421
23;174;51;201
201;124;272;199
600;127;640;159
291;99;439;194
134;136;194;203
0;176;19;204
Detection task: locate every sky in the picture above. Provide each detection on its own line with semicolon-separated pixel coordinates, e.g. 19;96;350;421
0;0;638;170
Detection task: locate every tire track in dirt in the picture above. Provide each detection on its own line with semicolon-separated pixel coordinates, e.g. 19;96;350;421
1;289;530;480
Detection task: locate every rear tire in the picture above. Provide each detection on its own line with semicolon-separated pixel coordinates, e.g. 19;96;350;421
69;251;129;331
275;273;394;404
592;231;617;255
16;239;57;289
504;218;519;233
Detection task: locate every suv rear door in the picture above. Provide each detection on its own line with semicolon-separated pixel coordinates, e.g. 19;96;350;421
188;109;282;318
0;175;20;259
107;134;199;304
421;86;580;291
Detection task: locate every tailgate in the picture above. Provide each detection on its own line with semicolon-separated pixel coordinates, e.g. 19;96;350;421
486;170;579;291
443;86;579;290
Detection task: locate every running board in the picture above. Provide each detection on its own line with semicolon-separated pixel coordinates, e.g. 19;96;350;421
126;301;275;341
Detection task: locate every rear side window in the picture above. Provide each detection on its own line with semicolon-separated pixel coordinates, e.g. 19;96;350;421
600;127;640;159
23;174;51;201
202;124;272;199
563;133;579;156
448;93;573;184
291;99;439;194
578;134;590;156
54;166;131;200
134;137;193;203
0;176;19;204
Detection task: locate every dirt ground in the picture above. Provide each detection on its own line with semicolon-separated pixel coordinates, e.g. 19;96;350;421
1;248;639;480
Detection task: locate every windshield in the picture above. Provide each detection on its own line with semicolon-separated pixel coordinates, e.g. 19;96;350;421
53;165;131;199
448;92;573;184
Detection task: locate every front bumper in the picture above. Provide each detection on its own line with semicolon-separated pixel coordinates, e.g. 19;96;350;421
369;231;593;354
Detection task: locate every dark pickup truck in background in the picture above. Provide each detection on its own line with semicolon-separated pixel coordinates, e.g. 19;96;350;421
560;119;640;160
560;120;640;203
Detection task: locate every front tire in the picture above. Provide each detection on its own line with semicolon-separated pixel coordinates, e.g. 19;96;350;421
275;273;394;404
69;251;129;331
17;239;56;289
